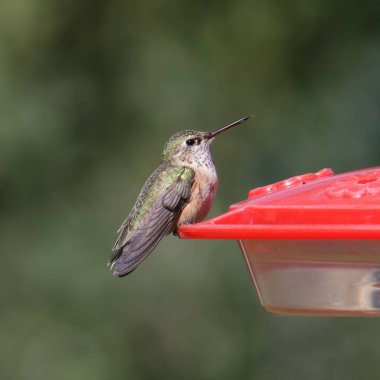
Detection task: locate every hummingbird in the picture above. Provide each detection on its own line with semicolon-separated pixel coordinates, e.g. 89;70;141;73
109;115;251;277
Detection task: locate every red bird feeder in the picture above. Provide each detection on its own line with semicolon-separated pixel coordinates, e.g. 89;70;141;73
179;167;380;316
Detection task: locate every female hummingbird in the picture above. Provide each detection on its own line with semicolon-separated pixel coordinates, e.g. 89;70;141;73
109;116;251;277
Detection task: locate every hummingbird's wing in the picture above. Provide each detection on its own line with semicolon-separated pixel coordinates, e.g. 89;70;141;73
110;166;195;277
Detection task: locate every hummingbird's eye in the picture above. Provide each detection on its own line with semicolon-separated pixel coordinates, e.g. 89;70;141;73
186;138;201;146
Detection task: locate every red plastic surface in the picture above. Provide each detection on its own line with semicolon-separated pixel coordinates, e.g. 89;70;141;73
179;167;380;240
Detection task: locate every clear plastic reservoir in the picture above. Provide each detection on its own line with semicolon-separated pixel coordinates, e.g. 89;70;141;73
240;239;380;315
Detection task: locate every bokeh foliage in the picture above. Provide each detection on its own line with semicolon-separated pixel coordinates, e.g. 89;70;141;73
1;1;380;379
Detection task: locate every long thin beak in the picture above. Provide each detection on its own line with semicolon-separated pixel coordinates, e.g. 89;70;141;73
206;115;252;139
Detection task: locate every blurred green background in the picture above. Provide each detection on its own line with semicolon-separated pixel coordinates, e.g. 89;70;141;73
1;0;380;379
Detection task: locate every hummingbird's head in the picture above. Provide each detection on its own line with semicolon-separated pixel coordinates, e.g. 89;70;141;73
161;130;212;166
161;116;251;167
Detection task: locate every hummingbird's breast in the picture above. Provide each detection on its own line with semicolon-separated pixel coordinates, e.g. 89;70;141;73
177;166;218;226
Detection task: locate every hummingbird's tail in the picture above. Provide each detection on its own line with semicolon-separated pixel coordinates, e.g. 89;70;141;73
107;248;122;269
107;242;138;276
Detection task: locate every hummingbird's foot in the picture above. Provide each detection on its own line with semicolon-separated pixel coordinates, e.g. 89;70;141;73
173;229;179;237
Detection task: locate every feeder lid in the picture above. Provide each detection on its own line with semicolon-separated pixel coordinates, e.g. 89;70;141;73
178;167;380;240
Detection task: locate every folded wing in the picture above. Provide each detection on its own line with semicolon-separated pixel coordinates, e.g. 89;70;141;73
110;166;194;277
